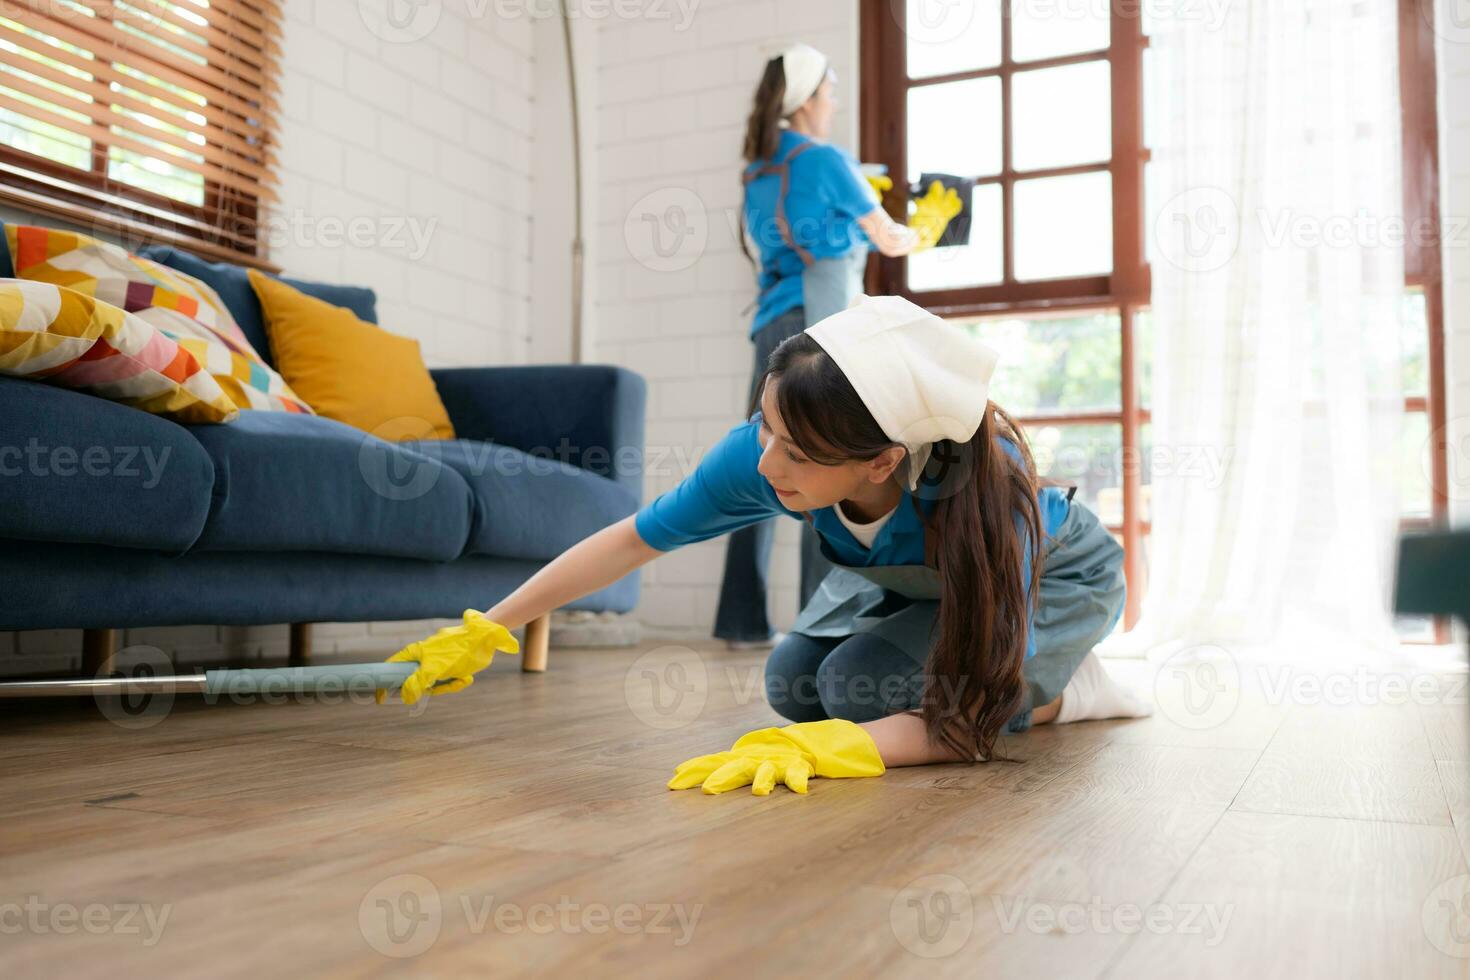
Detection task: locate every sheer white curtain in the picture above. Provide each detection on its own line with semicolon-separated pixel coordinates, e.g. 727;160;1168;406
1106;0;1407;663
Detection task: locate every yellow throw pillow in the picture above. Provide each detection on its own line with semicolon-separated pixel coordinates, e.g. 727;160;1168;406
247;270;455;441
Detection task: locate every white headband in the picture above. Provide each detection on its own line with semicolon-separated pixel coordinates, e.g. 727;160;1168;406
805;295;999;493
777;43;829;117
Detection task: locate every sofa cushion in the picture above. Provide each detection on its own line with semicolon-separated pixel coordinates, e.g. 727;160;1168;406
188;412;475;561
0;540;641;631
0;375;217;553
139;245;378;369
408;439;639;561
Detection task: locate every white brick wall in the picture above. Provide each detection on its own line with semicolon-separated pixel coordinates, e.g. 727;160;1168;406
593;0;861;638
274;0;535;369
1440;26;1470;530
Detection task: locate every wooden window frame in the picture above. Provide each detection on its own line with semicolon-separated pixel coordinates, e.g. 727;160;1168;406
860;0;1451;639
861;0;1149;624
1399;0;1451;642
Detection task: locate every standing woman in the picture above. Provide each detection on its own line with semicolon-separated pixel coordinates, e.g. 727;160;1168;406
389;297;1152;794
719;43;932;649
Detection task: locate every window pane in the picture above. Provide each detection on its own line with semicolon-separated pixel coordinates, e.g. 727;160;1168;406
1143;160;1159;269
906;0;1001;79
1135;308;1153;408
1139;420;1154;523
1141;1;1164;36
1010;0;1110;62
907;78;1002;182
118;4;208;60
108;148;205;205
0;18;95;169
1024;422;1122;521
1012;60;1111;171
907;183;1003;290
107;65;207;205
1014;171;1112;280
1402;289;1428;398
1142;45;1158;149
959;311;1122;413
1401;410;1432;520
1394;614;1435;643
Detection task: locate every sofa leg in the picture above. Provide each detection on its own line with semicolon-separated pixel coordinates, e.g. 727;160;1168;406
289;623;312;667
522;613;550;673
82;628;116;677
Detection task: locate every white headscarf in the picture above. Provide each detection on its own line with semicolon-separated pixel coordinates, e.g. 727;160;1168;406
805;295;999;493
774;42;829;117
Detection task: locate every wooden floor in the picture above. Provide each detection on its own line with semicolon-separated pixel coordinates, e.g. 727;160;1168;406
0;641;1466;978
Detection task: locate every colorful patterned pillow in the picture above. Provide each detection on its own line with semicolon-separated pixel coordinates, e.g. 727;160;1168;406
4;225;313;415
0;278;238;424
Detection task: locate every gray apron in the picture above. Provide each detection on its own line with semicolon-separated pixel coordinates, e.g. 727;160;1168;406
789;491;1126;717
801;246;869;327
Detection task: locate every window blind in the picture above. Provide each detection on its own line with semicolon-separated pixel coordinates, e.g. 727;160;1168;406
0;0;280;266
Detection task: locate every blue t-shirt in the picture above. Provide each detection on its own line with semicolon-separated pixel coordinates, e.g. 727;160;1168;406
744;130;879;336
634;417;1074;658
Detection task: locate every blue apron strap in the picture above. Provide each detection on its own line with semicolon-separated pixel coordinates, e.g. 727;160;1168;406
741;140;822;316
771;140;819;266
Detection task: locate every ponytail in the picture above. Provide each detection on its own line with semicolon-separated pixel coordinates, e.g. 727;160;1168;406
743;56;787;164
739;56;787;273
918;404;1043;762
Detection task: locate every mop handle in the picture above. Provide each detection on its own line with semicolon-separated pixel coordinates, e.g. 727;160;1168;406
0;662;420;698
202;662;419;696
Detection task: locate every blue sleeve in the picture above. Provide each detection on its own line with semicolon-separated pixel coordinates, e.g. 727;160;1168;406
634;421;786;551
813;145;880;221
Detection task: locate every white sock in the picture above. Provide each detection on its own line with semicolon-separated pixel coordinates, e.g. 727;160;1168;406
1054;652;1153;724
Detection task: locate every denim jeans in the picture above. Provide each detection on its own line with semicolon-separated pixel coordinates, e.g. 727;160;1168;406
764;631;1036;734
713;306;832;642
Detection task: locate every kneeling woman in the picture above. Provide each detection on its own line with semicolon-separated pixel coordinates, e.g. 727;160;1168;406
468;296;1148;793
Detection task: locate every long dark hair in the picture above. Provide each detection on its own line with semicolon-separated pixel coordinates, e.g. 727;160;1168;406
739;56;788;276
743;55;786;165
755;333;1044;763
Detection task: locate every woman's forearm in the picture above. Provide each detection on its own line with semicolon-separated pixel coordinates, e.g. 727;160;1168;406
860;712;971;767
862;693;1063;766
858;207;919;257
485;516;662;632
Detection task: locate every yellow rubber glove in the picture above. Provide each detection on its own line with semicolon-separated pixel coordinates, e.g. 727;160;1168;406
668;719;885;796
375;609;519;705
908;179;964;252
865;172;893;203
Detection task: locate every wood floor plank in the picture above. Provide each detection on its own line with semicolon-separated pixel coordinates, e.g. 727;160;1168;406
1231;702;1451;826
1437;760;1470;867
1420;698;1470;763
1103;810;1469;979
1102;656;1290;752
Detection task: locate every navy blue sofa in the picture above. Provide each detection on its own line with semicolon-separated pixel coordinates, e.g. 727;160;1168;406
0;239;646;672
